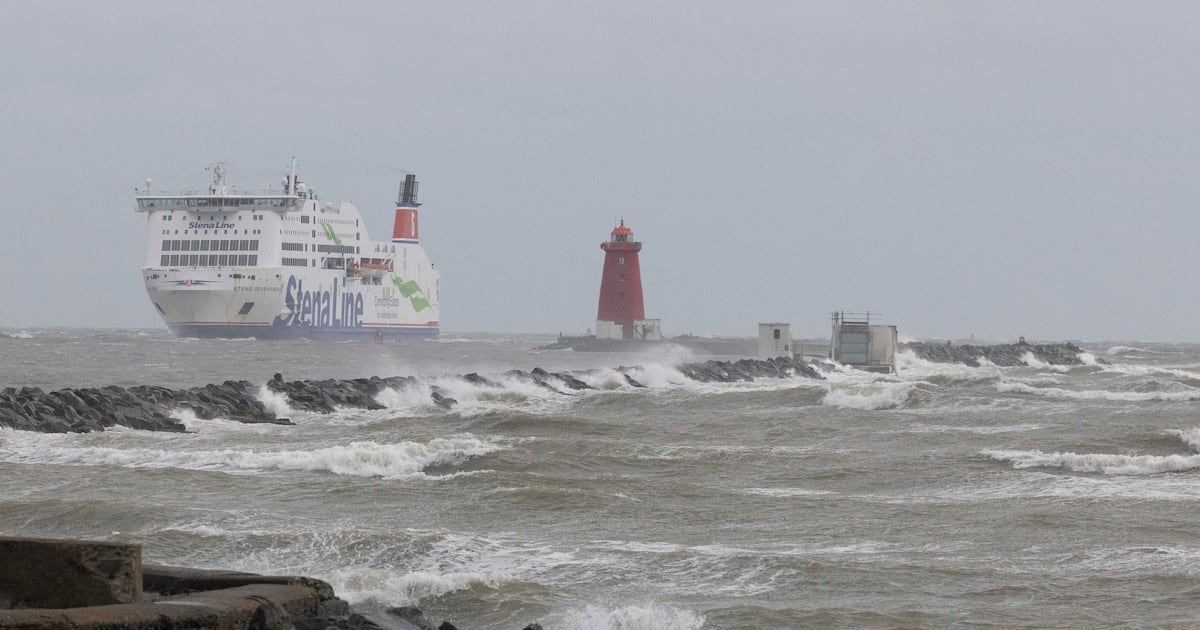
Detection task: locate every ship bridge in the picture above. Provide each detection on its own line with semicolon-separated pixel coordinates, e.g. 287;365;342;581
135;195;300;212
135;162;301;213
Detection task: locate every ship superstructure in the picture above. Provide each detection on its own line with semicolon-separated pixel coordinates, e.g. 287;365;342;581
136;161;440;339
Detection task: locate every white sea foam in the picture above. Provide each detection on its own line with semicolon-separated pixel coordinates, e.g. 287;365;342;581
1106;345;1147;356
742;487;834;497
1068;546;1200;575
1021;352;1071;373
1166;427;1200;452
821;381;919;410
327;567;503;607
257;384;294;418
0;436;500;479
983;448;1200;475
892;472;1200;502
625;362;690;388
1101;363;1200;381
5;330;34;339
893;349;999;381
553;603;705;630
995;381;1200;402
373;373;570;417
171;408;204;431
368;362;828;418
899;423;1044;435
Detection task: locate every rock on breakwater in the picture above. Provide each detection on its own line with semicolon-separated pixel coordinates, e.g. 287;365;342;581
903;341;1102;367
0;357;824;434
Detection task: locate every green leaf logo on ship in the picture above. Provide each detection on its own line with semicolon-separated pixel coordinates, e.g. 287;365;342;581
391;276;432;313
320;222;342;246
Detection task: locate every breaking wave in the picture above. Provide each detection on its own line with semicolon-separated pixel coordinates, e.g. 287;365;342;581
983;449;1200;475
327;567;504;607
553;603;705;630
257;384;294;418
1021;352;1072;372
995;381;1200;402
0;436;500;479
821;381;921;410
985;429;1200;475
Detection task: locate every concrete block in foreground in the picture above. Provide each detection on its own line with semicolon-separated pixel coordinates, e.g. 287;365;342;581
0;536;141;609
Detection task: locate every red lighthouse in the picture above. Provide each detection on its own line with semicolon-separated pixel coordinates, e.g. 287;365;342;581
596;219;656;340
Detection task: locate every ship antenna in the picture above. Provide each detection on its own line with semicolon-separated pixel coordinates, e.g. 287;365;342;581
209;161;227;195
289;157;297;196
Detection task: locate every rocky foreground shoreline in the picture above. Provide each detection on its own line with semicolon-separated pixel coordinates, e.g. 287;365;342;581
0;357;823;434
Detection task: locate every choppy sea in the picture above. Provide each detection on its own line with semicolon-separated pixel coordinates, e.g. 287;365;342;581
2;329;1199;629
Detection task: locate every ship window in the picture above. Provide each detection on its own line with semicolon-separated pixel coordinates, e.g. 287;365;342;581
180;241;191;252
251;240;258;250
249;255;257;266
238;254;248;265
160;255;169;266
241;239;250;250
189;254;199;266
199;255;209;266
198;240;208;251
619;256;625;264
219;239;229;250
237;302;254;315
218;254;228;266
169;254;179;266
774;329;781;340
161;240;169;251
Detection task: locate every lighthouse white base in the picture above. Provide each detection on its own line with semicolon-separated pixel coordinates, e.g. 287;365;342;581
596;319;663;341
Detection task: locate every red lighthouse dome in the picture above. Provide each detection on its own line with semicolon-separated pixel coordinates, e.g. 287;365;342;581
596;219;648;339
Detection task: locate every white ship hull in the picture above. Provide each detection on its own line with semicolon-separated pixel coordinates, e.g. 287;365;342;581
137;163;440;339
144;268;438;339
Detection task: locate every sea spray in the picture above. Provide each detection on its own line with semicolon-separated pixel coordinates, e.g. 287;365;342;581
257;384;294;418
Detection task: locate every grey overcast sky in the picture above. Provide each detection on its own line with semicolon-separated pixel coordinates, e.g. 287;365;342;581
1;2;1198;341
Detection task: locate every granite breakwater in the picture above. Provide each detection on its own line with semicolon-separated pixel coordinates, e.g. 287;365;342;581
0;357;823;434
903;341;1098;367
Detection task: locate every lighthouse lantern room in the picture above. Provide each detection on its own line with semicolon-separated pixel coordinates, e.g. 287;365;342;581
595;219;662;340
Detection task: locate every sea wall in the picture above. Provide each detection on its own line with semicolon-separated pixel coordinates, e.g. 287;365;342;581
903;341;1097;367
0;357;823;434
0;536;534;629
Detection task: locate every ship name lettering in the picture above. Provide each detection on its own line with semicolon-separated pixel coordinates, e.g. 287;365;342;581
272;275;364;328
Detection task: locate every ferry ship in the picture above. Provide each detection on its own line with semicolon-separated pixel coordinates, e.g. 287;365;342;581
136;161;440;339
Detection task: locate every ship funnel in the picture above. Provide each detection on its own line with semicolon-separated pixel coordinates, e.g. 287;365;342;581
397;174;421;207
393;173;422;243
